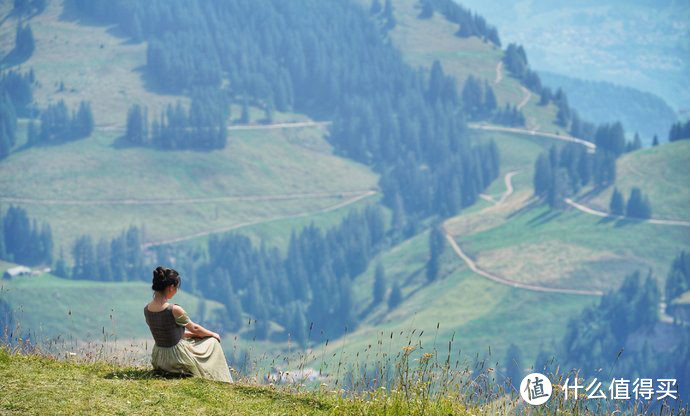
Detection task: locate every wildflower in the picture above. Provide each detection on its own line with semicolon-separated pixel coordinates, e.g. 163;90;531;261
402;346;416;355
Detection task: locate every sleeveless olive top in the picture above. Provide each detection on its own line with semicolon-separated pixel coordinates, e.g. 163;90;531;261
144;303;189;347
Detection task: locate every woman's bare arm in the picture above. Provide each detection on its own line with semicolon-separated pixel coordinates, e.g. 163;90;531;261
172;305;220;341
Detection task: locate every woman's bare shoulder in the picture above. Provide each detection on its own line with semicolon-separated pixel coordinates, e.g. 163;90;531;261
171;303;186;318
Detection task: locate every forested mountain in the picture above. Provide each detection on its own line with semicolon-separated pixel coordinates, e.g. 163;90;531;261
539;71;678;143
73;0;500;220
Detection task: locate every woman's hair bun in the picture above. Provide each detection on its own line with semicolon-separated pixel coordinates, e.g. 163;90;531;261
152;266;181;291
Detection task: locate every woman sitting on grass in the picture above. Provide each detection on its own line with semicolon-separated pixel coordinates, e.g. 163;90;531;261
144;266;233;383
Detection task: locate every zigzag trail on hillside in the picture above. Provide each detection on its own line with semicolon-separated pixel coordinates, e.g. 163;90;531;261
494;61;503;85
142;190;377;248
564;198;690;227
517;86;531;110
443;171;605;297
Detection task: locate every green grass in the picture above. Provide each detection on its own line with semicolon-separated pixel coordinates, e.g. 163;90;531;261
4;344;632;415
586;140;690;221
0;345;506;415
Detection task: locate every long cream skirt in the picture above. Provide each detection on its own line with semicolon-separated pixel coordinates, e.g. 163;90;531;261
151;337;233;383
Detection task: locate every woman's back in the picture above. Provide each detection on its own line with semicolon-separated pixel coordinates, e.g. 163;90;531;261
144;303;185;347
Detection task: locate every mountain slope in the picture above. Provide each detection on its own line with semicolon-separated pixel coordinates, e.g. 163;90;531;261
355;0;560;131
586;140;690;221
0;264;224;342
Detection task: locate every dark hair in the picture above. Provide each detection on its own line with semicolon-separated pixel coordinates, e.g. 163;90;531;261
152;266;181;292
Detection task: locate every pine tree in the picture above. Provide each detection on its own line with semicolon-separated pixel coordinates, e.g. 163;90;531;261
124;226;143;278
533;154;552;197
72;235;97;280
74;101;94;138
96;238;112;281
40;223;52;265
292;304;308;347
53;247;68;278
652;135;659;146
14;24;35;60
632;133;642;151
110;234;126;280
426;225;445;282
240;98;250;124
609;188;625;216
373;263;386;304
626;187;651;219
0;220;6;260
387;281;402;309
126;105;147;144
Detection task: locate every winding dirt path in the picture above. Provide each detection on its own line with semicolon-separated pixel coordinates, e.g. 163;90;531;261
142;190;377;248
468;122;597;153
99;120;332;133
0;190;371;206
443;171;604;297
494;62;503;85
564;198;690;227
227;121;331;131
517;86;531;110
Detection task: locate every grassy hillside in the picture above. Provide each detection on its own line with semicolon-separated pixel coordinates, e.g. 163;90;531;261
586;140;690;221
0;267;224;345
0;118;378;259
308;128;690;372
307;227;596;373
451;135;690;294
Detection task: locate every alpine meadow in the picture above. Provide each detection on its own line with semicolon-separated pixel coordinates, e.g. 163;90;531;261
1;0;688;414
